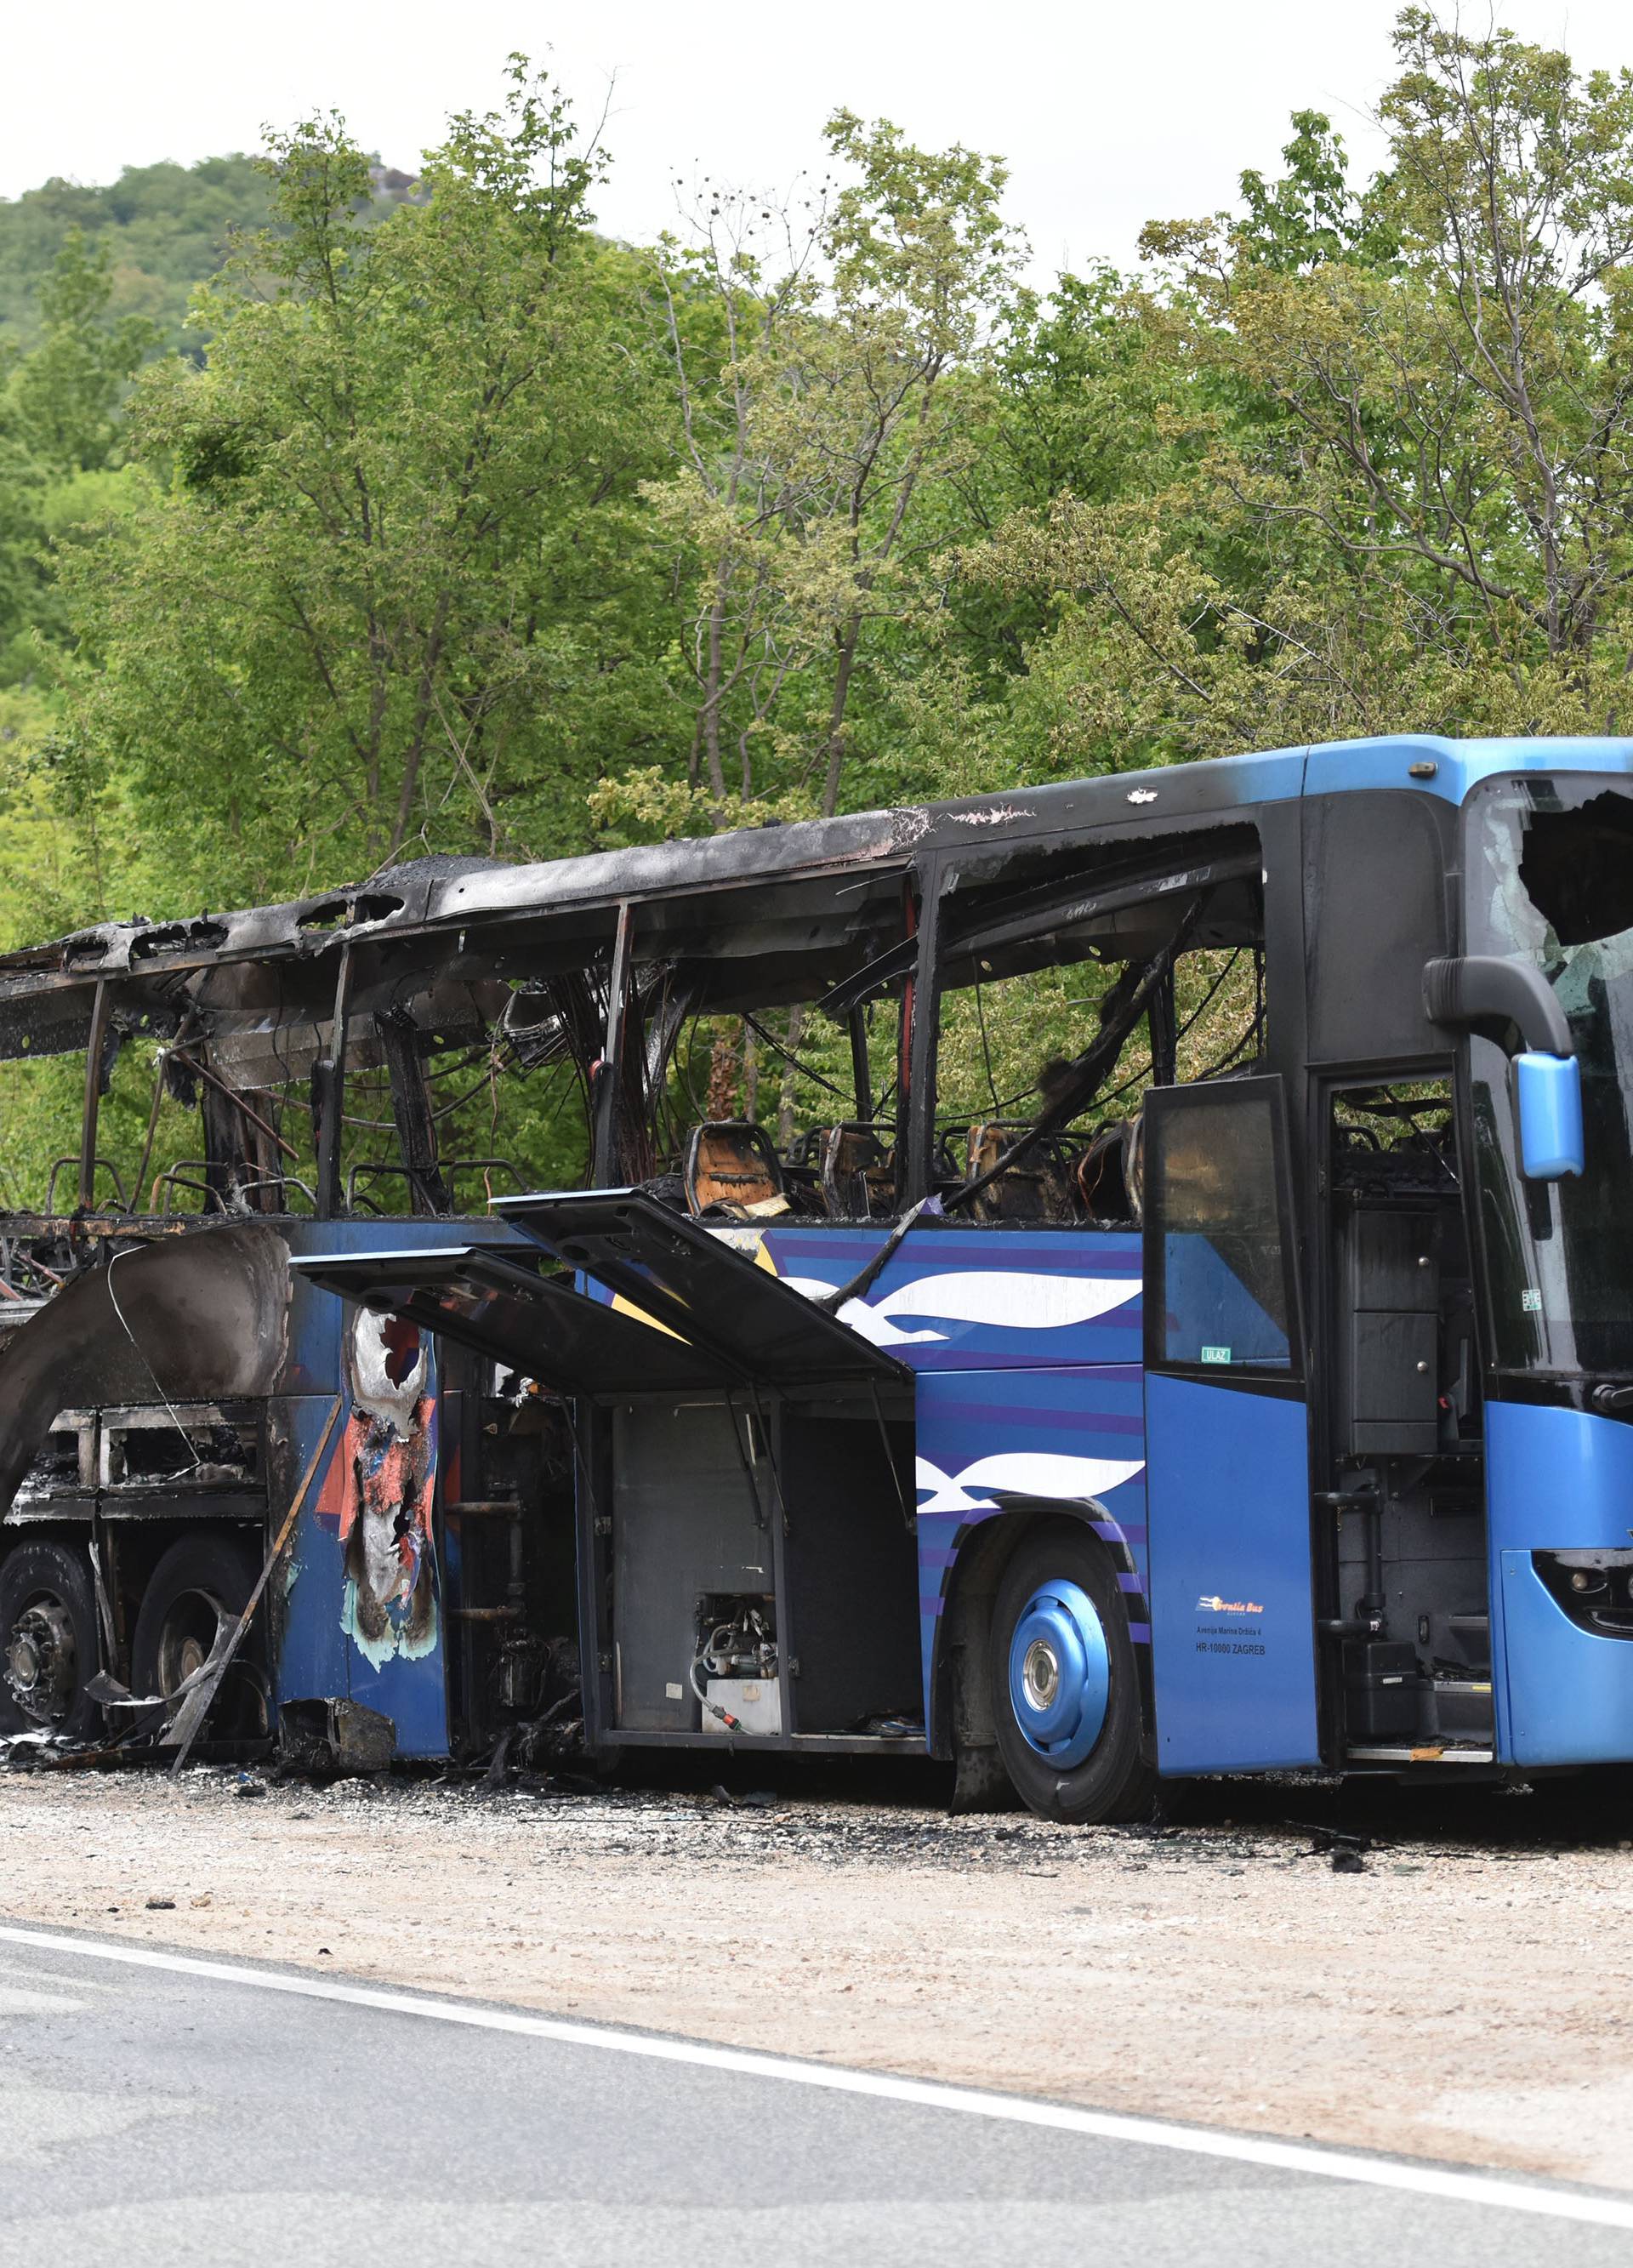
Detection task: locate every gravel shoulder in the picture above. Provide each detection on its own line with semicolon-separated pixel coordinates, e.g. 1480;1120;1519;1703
3;1763;1630;2189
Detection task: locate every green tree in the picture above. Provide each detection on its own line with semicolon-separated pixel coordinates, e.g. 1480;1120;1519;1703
0;227;156;687
969;11;1633;767
611;109;1022;842
1235;109;1396;274
0;413;48;684
637;180;829;820
60;62;678;914
11;227;156;474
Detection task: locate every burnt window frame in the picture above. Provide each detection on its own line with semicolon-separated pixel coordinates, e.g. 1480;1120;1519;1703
906;823;1270;1213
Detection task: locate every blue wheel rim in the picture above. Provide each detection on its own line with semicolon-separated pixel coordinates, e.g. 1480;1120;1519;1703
1007;1579;1110;1769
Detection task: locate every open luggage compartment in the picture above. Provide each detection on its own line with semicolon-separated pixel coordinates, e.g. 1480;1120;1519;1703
294;1190;925;1758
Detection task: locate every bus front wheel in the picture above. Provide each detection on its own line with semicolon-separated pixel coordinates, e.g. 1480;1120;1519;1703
989;1521;1156;1826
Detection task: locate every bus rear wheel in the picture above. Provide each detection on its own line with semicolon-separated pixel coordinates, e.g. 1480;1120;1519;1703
0;1540;102;1740
132;1536;270;1745
989;1520;1156;1825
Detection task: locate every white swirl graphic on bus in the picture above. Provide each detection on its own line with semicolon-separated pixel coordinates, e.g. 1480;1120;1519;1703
914;1450;1147;1515
779;1268;1139;1348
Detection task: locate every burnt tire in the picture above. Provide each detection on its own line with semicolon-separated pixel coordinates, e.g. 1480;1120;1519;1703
989;1519;1157;1826
132;1535;270;1744
0;1539;102;1739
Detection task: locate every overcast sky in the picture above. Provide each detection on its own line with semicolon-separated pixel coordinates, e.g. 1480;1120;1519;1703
7;2;1632;276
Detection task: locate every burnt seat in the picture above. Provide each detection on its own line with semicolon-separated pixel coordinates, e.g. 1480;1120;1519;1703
683;1121;787;1217
1073;1118;1140;1223
820;1123;894;1219
964;1121;1078;1222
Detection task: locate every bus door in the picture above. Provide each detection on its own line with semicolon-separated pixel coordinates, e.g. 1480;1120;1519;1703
1140;1077;1320;1773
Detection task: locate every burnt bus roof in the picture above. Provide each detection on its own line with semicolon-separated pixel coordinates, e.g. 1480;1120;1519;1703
3;732;1631;1058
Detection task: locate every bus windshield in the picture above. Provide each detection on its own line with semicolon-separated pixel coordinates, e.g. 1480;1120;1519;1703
1465;772;1633;1378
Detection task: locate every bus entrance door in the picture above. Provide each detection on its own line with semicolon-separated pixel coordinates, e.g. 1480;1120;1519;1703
1140;1078;1320;1774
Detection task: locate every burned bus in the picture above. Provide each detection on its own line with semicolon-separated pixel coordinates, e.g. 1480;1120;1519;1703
1;732;1630;1819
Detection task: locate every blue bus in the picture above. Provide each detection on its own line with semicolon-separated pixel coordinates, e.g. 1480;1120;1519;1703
0;732;1629;1821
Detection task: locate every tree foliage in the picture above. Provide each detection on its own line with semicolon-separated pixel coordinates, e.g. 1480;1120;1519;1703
969;12;1633;768
60;66;677;909
0;10;1630;962
608;111;1021;840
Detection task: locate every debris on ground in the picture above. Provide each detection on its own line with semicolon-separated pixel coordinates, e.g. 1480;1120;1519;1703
1298;1821;1374;1872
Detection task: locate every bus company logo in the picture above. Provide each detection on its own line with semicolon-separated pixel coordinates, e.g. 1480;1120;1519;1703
1197;1593;1264;1615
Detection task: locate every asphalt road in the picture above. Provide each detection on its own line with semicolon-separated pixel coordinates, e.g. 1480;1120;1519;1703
1;1927;1630;2266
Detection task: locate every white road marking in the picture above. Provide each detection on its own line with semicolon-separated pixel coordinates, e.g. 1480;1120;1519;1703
0;1922;1628;2231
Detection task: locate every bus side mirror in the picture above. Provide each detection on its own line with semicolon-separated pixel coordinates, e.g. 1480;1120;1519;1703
1515;1052;1584;1181
1423;957;1583;1181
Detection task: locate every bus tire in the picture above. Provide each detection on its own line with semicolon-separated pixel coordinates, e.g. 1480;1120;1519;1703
0;1539;102;1739
132;1535;270;1744
989;1519;1156;1826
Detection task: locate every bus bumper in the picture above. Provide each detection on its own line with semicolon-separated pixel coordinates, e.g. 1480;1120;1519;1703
1488;1400;1633;1765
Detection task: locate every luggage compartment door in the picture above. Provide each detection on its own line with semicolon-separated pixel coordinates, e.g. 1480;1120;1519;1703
496;1189;911;1390
292;1245;732;1396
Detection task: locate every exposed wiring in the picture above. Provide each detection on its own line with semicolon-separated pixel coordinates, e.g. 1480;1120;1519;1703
737;1009;852;1103
1192;1011;1264;1083
956;947;1245;1129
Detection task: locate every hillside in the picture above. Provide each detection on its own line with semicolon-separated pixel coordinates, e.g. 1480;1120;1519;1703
0;154;421;350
